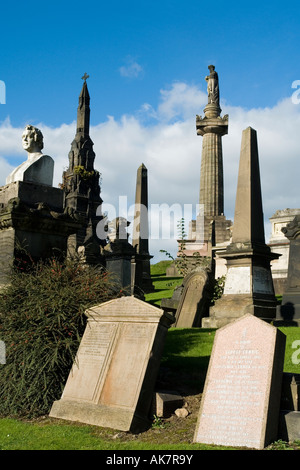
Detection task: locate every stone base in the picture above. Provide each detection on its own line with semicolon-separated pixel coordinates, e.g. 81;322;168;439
50;398;151;434
203;295;278;328
278;411;300;442
152;391;184;418
0;180;63;211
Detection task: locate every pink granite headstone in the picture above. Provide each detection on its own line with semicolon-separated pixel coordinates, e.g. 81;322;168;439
194;314;286;449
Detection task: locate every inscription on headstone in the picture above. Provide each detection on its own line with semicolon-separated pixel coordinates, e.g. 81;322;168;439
50;296;174;433
194;314;286;449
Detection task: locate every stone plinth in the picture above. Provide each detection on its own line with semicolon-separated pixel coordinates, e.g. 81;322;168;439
0;180;63;211
49;296;174;433
278;411;300;442
0;181;82;286
194;314;286;449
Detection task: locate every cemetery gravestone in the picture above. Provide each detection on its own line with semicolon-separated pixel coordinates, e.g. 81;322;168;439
194;314;286;449
174;268;212;327
50;296;174;433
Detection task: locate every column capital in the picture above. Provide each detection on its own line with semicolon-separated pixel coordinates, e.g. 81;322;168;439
196;114;228;136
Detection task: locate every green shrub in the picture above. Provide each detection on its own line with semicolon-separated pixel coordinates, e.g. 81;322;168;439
0;257;120;418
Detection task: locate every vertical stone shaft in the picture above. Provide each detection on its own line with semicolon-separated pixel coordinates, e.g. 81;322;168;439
232;127;265;245
77;81;90;137
132;163;149;256
199;132;224;217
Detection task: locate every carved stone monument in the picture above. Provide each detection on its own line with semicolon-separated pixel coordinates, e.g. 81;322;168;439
0;129;82;286
6;125;54;186
194;314;286;449
62;74;105;265
49;296;174;433
204;127;279;328
103;217;135;292
179;65;231;272
268;209;300;295
276;214;300;325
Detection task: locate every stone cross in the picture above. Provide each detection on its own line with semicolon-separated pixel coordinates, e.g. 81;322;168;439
81;72;89;82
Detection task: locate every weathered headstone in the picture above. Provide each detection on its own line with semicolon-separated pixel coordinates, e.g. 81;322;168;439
194;314;286;449
174;268;212;327
50;296;174;433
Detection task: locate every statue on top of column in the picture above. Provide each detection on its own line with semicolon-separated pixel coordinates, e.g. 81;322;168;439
205;65;219;107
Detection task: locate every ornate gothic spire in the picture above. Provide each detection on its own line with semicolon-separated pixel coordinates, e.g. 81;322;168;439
61;76;104;263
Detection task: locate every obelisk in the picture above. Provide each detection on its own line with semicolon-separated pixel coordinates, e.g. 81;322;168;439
132;163;154;293
203;127;280;328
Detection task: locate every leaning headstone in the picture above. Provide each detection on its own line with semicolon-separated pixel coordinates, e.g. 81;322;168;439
194;314;286;449
174;268;212;327
50;296;174;433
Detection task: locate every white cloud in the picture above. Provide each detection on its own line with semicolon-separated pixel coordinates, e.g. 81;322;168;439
119;57;144;79
1;83;300;262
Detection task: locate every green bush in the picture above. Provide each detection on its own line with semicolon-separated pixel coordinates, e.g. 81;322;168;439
0;257;120;418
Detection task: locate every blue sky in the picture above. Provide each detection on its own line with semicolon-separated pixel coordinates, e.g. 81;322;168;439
1;0;299;126
1;0;300;261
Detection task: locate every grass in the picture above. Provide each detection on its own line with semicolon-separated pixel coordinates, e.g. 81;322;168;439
0;260;299;451
144;260;183;306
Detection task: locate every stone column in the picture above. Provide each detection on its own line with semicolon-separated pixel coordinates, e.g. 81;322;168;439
203;127;280;328
195;66;230;246
173;66;231;275
198;122;226;218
